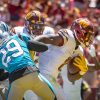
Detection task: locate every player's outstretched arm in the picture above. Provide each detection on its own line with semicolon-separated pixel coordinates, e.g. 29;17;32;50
34;34;64;46
27;40;48;52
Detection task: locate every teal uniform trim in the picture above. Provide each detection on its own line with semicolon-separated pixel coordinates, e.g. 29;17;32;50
39;73;55;95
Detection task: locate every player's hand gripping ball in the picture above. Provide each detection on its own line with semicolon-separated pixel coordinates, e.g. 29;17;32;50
67;54;88;82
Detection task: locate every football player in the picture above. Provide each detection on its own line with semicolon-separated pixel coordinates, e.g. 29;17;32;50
0;21;10;100
33;18;95;100
0;22;56;100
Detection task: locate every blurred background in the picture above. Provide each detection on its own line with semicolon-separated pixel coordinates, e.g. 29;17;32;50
0;0;100;100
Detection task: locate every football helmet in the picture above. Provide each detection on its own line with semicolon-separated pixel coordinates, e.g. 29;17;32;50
71;18;94;47
25;10;45;36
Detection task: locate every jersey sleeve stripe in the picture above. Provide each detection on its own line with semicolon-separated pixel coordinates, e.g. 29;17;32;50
58;30;68;44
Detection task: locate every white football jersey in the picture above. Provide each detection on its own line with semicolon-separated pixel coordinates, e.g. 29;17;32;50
43;26;55;35
39;29;78;78
13;26;29;35
61;66;82;100
61;46;84;100
13;26;55;36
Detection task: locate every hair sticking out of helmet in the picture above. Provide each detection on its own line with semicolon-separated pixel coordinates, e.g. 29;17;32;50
0;21;10;45
0;31;10;46
25;10;45;36
71;18;94;47
0;21;9;32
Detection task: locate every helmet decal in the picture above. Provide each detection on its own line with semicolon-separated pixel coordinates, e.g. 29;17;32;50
79;19;90;29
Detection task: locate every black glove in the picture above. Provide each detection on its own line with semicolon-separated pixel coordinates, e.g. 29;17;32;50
0;69;9;81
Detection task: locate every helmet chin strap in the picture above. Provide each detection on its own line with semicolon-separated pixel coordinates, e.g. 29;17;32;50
80;42;85;48
85;42;90;47
80;41;90;48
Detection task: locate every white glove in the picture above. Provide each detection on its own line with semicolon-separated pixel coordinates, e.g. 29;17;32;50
88;45;96;57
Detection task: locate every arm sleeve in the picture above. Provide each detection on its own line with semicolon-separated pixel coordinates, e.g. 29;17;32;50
58;29;68;44
27;40;48;52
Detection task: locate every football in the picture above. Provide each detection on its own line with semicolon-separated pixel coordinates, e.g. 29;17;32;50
67;57;80;75
67;54;88;76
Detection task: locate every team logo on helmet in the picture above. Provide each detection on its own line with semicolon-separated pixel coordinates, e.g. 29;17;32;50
79;19;90;29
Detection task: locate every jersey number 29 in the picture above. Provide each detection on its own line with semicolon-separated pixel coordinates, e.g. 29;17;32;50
0;39;23;67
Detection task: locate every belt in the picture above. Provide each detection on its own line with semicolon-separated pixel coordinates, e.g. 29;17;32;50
9;67;38;84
